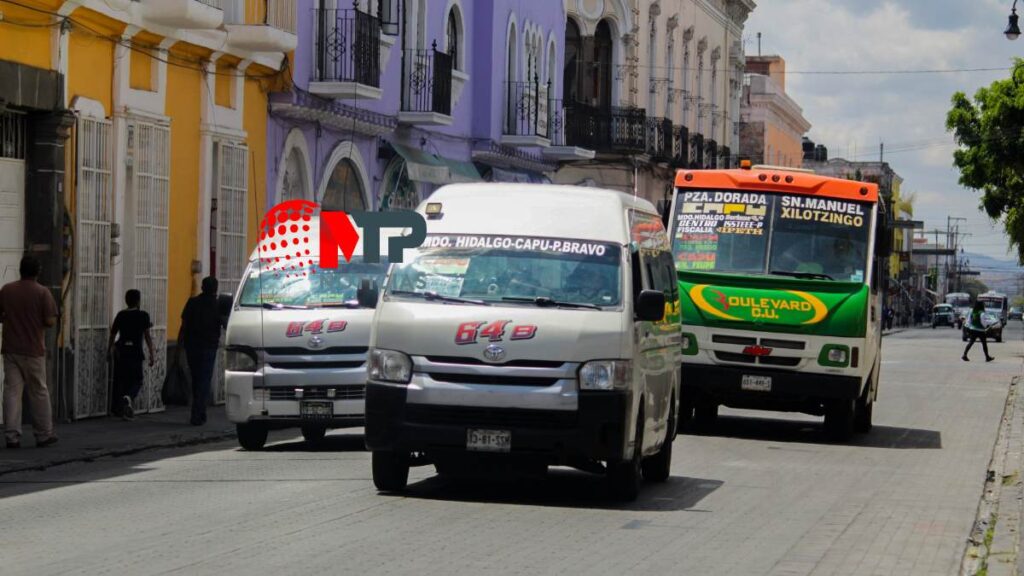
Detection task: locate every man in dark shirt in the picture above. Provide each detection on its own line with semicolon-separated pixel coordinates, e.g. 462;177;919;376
108;289;155;420
0;256;59;448
178;276;226;425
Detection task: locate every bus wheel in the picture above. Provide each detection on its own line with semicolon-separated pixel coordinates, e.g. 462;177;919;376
372;450;410;492
824;399;855;442
854;392;873;434
236;423;268;451
694;397;718;433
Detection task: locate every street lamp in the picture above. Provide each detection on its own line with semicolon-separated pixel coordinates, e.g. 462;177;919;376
1007;0;1021;40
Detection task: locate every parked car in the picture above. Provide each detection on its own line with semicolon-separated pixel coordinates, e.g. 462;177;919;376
963;311;1004;343
931;304;956;328
1009;306;1022;321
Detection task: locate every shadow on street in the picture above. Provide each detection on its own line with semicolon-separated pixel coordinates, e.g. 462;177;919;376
686;415;942;449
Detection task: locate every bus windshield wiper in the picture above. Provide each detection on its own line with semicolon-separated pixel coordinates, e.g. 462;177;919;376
389;290;490;306
501;296;602;310
261;302;309;310
769;270;834;281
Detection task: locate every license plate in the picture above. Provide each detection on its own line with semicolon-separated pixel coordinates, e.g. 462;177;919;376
300;400;333;419
466;429;511;453
741;375;772;392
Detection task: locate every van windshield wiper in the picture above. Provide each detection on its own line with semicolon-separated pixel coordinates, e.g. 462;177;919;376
769;270;834;281
501;296;602;310
389;290;490;306
317;301;362;309
260;302;309;310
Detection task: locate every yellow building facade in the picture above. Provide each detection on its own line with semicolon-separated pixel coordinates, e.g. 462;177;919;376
0;0;295;419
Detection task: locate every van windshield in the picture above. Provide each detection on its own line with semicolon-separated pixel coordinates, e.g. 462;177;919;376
238;257;389;308
385;234;623;308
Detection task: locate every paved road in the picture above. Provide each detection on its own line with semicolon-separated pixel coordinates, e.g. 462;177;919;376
1;324;1021;575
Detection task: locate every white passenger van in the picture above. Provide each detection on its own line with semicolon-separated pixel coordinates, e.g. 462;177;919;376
223;219;394;450
364;184;683;500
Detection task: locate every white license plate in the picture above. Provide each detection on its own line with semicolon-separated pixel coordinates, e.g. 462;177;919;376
300;401;333;419
466;429;511;453
741;375;772;392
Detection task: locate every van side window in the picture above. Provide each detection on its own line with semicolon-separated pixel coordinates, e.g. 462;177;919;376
644;250;677;301
630;249;644;303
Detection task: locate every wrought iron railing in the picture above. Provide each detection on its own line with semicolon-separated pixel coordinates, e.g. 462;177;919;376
313;7;381;87
645;117;673;161
505;77;551;139
561;104;646;153
401;41;453;116
706;139;718;169
690;133;704;168
672;125;689;168
720;145;731;169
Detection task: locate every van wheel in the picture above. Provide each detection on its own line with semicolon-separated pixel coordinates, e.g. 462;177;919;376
236;423;268;451
693;397;718;433
609;411;644;501
301;425;327;445
824;399;855;442
372;450;410;492
642;403;674;483
996;333;1003;343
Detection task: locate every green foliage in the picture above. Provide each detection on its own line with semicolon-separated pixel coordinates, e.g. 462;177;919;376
947;59;1024;263
962;277;990;300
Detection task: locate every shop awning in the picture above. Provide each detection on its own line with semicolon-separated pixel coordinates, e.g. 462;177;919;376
391;143;481;185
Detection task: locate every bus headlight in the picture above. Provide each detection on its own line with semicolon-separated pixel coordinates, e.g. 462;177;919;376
828;349;848;364
225;347;259;372
369;349;413;384
578;360;632;391
818;345;850;367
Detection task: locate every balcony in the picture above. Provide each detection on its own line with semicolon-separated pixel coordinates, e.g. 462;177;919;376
645;117;673;162
705;139;718;169
671;125;689;168
310;7;382;100
690;133;704;168
720;145;732;169
558;103;646;155
140;0;223;29
399;42;453;126
223;0;298;53
502;79;551;148
543;100;595;161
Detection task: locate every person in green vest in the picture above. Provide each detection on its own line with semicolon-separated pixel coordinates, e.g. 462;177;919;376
962;301;995;362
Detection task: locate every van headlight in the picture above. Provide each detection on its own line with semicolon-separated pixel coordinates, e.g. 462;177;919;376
578;360;632;391
369;349;413;384
225;347;259;372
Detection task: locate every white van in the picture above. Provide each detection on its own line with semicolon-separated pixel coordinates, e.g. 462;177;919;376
223;219;394;450
364;184;683;500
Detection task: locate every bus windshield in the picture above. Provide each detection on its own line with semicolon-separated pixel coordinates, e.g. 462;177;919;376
671;189;872;282
946;293;971;308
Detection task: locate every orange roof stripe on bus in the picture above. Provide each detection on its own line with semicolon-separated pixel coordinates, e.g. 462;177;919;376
673;169;879;203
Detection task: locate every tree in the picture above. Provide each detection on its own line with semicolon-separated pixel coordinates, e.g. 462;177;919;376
962;277;989;301
946;59;1024;263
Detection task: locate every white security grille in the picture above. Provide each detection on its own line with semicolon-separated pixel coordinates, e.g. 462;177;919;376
216;142;249;294
0;111;26;160
74;117;113;419
129;120;170;413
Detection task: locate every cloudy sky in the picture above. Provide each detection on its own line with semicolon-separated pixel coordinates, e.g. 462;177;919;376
745;0;1021;262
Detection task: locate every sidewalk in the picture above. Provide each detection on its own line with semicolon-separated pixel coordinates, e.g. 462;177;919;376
0;406;235;476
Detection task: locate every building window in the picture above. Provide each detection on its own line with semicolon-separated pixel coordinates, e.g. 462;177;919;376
446;6;461;71
213;141;249;295
593;19;613;108
507;21;518;84
322;158;366;211
280;147;308;202
563;19;582;104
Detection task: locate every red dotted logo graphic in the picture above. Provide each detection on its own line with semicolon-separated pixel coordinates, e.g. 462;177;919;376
257;200;318;279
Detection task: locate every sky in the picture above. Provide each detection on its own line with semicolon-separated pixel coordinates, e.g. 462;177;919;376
745;0;1022;263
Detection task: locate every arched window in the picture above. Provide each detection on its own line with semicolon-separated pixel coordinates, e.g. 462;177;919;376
506;22;517;84
322;158;366;211
380;157;418;211
594;20;613;108
280;147;308;202
446;5;462;71
563;19;582;104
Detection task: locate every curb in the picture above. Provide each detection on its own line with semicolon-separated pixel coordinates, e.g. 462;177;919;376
0;428;236;477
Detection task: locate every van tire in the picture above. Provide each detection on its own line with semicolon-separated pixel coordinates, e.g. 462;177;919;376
824;399;855;442
609;411;643;501
236;423;268;451
694;397;718;433
372;450;410;492
301;425;327;445
642;404;674;483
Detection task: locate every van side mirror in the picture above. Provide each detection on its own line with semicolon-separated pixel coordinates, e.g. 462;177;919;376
357;278;379;309
636;289;666;322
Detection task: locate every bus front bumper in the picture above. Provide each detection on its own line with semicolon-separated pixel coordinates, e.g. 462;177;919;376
684;364;863;405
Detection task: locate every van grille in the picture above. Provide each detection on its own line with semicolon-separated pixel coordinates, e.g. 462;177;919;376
424;356;565;369
427;373;560;387
405;404;577;429
268;360;365;370
264;346;368;356
265;385;365;401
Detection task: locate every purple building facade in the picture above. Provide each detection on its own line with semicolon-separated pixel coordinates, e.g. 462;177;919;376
266;0;571;212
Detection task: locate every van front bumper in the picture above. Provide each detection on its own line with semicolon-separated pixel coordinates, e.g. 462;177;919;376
225;372;365;428
364;382;631;463
684;364;863;404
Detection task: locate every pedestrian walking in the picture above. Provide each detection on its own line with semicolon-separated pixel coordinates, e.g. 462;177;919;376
962;301;995;363
107;289;155;420
0;256;59;448
178;276;225;426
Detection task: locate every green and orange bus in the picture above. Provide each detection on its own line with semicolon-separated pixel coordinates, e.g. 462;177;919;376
666;164;891;441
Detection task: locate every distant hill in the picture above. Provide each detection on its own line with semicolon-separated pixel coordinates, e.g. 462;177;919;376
962;252;1021;295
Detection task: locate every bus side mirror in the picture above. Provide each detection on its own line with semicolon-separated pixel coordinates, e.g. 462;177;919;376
636;290;666;322
357;278;379;309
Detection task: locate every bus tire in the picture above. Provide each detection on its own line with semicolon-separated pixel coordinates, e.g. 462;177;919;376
372;450;410;492
824;399;855;442
609;409;644;501
236;423;268;451
694;397;718;433
642;399;674;483
301;425;327;445
854;390;873;434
